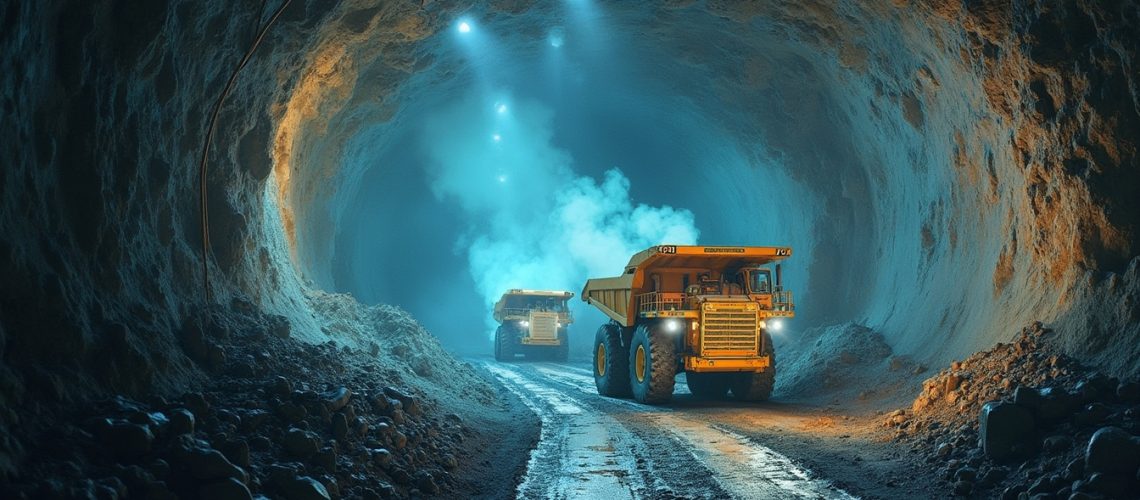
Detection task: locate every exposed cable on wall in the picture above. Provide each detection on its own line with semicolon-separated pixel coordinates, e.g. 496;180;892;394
197;0;292;303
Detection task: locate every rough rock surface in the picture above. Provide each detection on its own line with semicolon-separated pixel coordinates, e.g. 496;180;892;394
884;323;1140;498
0;295;532;498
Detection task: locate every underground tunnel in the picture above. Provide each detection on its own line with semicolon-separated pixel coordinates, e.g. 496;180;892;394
2;0;1139;498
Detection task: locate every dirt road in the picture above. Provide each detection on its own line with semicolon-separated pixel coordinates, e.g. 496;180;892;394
479;359;940;499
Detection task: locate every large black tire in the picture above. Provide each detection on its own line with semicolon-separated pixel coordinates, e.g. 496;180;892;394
686;372;732;400
593;323;631;397
730;332;776;401
495;324;514;362
551;328;569;362
628;323;676;404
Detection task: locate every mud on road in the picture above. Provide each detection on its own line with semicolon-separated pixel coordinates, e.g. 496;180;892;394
478;359;945;499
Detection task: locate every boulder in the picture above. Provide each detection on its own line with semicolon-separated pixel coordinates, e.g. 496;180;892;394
281;476;331;500
980;402;1036;461
324;388;351;412
183;393;210;419
951;480;972;496
222;440;250;469
953;467;977;482
269;376;292;397
183;448;245;482
415;471;440;494
168;409;195;436
1086;472;1130;498
277;401;307;423
1085;426;1140;475
1117;381;1140;403
383;387;418;415
945;372;965;392
371;448;392;468
1074;375;1116;405
1013;386;1042;408
102;421;154;459
284;429;320;458
391;431;407;450
198;477;252;500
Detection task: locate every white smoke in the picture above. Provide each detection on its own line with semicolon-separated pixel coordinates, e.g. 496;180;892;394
421;96;699;334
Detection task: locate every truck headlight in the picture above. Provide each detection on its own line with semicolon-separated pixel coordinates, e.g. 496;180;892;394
769;319;784;332
664;319;681;333
520;320;529;328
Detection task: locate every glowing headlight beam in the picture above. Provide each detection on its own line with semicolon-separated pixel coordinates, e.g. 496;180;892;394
664;319;681;334
457;21;471;33
769;319;784;332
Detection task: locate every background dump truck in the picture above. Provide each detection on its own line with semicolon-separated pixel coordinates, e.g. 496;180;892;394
493;289;574;362
581;245;795;404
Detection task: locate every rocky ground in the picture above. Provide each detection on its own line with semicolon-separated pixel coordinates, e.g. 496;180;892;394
883;322;1140;499
0;294;537;499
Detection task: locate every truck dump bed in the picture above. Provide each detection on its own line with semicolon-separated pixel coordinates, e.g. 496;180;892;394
581;245;792;327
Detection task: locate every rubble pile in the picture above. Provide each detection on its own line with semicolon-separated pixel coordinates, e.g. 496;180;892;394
884;323;1140;498
777;322;898;398
1;298;501;499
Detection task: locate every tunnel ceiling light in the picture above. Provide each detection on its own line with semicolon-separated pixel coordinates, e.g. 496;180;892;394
457;21;472;33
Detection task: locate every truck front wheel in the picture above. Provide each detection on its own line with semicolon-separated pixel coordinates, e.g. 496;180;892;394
593;323;631;397
629;323;676;404
494;325;513;362
730;332;775;401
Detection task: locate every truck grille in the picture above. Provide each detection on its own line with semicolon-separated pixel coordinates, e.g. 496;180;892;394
527;312;559;340
700;302;759;356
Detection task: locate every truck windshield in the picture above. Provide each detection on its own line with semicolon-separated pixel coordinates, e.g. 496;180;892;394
508;296;566;312
749;270;772;294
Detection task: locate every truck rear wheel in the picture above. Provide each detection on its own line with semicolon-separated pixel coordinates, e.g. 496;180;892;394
686;372;731;400
629;323;676;404
730;332;775;401
593;323;631;397
494;325;513;362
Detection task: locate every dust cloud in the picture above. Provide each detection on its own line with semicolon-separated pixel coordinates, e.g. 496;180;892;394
421;95;699;341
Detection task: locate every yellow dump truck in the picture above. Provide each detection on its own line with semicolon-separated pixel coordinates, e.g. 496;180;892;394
581;245;794;404
493;289;574;362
